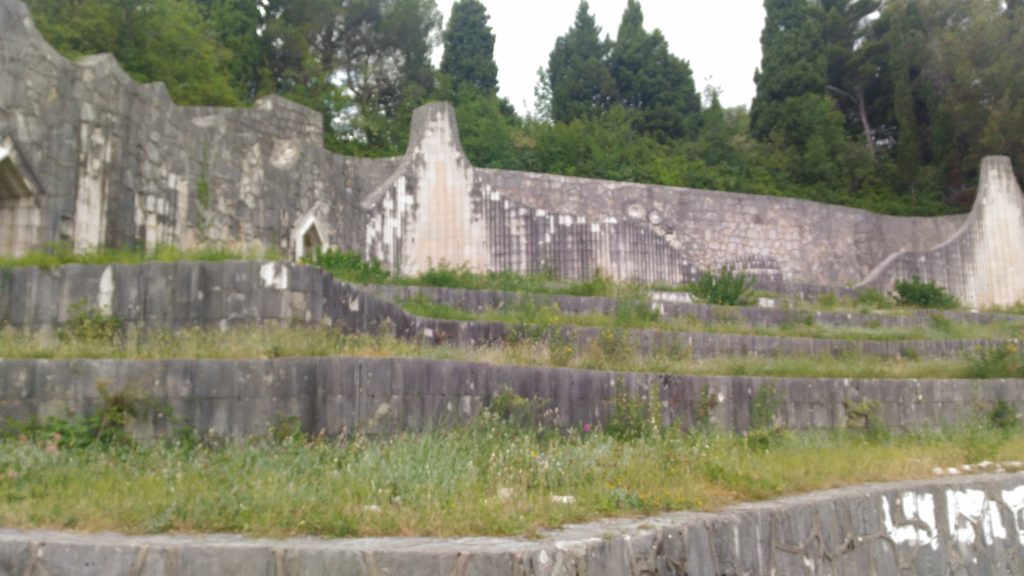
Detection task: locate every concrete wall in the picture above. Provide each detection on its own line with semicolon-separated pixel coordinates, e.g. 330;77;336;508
3;0;1022;305
0;262;1002;361
369;283;1023;329
2;473;1024;575
858;156;1024;308
2;356;1020;438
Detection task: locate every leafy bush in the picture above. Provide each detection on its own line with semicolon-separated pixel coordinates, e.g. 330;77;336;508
563;269;615;297
305;249;390;284
688;266;754;306
989;401;1019;431
893;276;959;309
965;342;1024;379
59;301;124;345
3;385;143;448
854;289;892;310
606;385;660;441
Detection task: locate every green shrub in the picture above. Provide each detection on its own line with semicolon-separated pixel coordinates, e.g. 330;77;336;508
3;384;143;448
893;276;959;309
306;249;390;284
606;385;660;441
854;289;892;310
563;269;615;297
965;342;1024;379
989;401;1019;431
59;301;124;345
688;266;754;306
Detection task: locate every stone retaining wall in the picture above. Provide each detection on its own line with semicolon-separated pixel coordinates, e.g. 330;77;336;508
0;262;1003;360
2;473;1024;575
2;356;1019;438
368;283;1022;329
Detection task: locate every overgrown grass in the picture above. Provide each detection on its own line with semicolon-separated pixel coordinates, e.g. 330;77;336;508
400;297;1022;342
0;419;1021;538
0;243;264;270
0;325;1007;380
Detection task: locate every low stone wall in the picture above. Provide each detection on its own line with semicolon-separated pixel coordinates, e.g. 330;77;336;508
2;473;1024;575
0;262;1003;361
2;356;1019;438
369;283;1022;329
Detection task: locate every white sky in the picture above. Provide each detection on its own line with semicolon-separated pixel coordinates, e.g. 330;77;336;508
432;0;766;115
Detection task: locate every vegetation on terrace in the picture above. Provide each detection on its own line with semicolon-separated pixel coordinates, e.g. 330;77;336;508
1;393;1022;538
5;323;1024;381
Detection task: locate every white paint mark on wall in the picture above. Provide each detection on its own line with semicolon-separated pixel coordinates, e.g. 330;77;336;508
947;489;1005;546
259;262;288;291
882;492;938;550
98;266;114;314
1002;486;1024;542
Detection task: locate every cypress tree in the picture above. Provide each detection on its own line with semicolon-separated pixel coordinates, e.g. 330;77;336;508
608;0;701;140
440;0;499;96
546;1;617;123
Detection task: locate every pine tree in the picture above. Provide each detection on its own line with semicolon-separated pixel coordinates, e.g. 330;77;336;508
546;1;617;123
749;0;829;142
440;0;498;97
608;0;701;140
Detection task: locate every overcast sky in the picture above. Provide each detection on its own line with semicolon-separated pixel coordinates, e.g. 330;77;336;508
432;0;766;115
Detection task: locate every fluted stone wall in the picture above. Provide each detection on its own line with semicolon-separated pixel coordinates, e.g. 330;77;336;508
858;156;1024;308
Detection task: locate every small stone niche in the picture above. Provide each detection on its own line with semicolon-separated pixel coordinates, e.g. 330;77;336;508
0;136;44;258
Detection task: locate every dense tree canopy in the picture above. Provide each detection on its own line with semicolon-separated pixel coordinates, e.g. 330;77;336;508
22;0;1024;216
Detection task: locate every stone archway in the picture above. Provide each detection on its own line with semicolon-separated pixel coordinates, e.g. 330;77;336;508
301;221;323;258
291;201;332;261
0;136;44;257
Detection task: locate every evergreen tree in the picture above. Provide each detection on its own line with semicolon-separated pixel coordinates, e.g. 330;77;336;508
608;0;701;141
749;0;829;142
546;1;617;123
440;0;499;97
822;0;887;153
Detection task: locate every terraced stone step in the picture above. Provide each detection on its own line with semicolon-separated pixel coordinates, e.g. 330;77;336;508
1;473;1022;575
1;262;1008;361
368;283;1024;329
2;356;1020;438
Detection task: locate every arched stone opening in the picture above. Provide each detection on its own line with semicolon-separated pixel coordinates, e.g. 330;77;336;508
0;136;44;257
301;223;323;259
291;202;332;261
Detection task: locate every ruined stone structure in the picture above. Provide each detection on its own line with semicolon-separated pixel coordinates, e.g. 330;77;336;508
2;0;1022;307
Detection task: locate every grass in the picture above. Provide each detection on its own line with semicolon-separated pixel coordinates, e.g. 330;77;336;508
0;243;267;270
1;421;1021;539
400;297;1023;343
0;324;1007;380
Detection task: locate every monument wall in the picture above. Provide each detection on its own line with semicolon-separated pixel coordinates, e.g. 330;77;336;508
2;0;1022;306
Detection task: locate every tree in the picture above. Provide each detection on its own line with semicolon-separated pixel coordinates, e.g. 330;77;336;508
608;0;701;141
440;0;498;97
822;0;887;154
749;0;830;142
546;1;617;123
195;0;264;102
26;0;240;106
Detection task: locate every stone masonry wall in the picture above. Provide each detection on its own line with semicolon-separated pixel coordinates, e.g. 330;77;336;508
2;356;1021;438
0;262;1002;361
3;473;1024;575
3;0;1023;305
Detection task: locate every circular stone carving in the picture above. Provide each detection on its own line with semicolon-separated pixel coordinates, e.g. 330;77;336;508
626;203;646;220
648;210;663;225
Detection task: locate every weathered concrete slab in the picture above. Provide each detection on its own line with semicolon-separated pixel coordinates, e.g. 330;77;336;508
1;356;1020;438
1;474;1023;575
